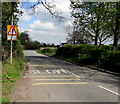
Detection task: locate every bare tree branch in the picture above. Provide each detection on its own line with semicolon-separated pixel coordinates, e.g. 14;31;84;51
23;0;65;22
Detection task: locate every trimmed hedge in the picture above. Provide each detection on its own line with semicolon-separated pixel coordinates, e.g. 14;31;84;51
55;44;120;73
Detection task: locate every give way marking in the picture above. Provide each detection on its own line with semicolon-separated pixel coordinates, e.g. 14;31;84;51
46;69;67;74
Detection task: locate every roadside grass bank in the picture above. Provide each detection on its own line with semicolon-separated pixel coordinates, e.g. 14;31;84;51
36;45;120;76
2;58;25;103
36;47;57;56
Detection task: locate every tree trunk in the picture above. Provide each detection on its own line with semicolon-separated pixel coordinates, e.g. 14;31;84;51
94;30;99;45
113;2;120;51
94;13;100;45
73;38;76;44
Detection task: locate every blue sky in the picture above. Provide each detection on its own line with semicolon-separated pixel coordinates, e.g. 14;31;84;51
18;0;72;45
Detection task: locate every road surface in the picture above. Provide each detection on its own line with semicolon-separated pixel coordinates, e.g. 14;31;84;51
11;50;120;102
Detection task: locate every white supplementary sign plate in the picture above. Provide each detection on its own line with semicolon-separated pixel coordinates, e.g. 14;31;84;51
7;35;17;40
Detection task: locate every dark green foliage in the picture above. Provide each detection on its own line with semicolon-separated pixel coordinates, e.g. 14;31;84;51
19;31;31;45
99;51;120;72
55;44;120;73
13;40;24;58
117;45;120;51
2;2;23;60
25;41;40;50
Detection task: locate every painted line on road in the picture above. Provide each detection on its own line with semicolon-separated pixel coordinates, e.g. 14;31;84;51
61;69;80;78
32;82;88;85
98;85;120;96
32;78;80;81
30;75;74;78
36;70;40;74
29;65;56;67
46;70;51;74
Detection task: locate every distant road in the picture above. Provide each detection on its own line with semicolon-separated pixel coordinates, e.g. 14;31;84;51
11;50;119;102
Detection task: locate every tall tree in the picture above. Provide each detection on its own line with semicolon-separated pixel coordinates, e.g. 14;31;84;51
2;2;23;59
112;2;120;50
70;2;112;45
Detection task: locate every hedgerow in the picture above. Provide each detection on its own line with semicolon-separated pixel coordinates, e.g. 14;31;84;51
55;44;120;73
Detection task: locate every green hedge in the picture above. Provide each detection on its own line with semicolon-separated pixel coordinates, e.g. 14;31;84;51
55;44;120;73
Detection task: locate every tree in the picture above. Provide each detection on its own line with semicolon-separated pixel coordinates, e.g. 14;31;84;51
2;2;23;59
66;30;93;44
19;31;31;45
70;2;120;46
25;40;40;50
110;2;120;50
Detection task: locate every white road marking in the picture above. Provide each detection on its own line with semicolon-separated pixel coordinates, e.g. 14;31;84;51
34;70;38;74
52;70;56;73
29;70;37;74
60;69;67;73
98;85;120;96
61;68;80;78
36;70;40;74
46;70;51;74
54;69;61;73
32;78;81;81
46;69;65;74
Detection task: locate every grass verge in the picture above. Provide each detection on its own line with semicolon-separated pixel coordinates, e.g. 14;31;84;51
2;58;25;103
36;47;57;56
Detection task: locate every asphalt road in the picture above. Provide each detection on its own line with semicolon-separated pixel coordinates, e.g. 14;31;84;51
11;50;120;102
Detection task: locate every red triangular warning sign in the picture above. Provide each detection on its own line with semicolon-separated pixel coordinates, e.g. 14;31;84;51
8;26;16;35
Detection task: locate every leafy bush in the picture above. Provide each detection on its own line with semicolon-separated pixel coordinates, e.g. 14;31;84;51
100;51;120;72
25;41;40;50
55;44;120;73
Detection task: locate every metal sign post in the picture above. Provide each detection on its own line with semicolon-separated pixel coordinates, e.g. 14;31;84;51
10;39;13;64
10;15;13;64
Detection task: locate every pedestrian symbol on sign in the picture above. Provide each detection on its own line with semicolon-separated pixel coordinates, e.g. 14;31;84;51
7;25;18;41
8;26;16;35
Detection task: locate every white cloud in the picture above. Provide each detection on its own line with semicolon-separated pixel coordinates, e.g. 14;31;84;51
29;20;56;31
55;0;71;12
26;28;67;44
32;0;71;21
18;0;72;44
19;8;32;22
